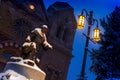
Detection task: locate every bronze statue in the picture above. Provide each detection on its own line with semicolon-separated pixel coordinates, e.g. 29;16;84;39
21;25;52;60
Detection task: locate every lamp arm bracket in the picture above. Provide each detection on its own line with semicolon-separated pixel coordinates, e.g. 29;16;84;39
93;19;99;27
82;9;89;17
82;33;90;38
82;33;96;44
90;38;97;44
87;49;93;54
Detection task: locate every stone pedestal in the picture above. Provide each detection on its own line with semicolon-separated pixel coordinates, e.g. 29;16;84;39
3;59;46;80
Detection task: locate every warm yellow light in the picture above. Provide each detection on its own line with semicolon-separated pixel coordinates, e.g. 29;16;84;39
29;4;35;10
93;28;100;42
77;15;85;30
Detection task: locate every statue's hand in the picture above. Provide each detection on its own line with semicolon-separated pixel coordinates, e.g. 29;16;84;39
48;44;53;49
43;41;53;49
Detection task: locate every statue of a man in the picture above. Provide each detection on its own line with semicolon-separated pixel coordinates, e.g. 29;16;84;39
21;25;52;60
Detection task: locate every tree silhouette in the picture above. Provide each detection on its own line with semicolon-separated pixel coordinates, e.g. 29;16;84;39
90;6;120;80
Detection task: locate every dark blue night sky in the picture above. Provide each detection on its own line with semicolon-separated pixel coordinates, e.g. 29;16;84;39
44;0;120;80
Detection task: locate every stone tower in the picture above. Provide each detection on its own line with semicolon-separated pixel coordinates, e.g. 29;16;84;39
0;0;76;80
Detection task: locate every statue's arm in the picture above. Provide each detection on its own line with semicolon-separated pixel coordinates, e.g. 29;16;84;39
43;35;52;49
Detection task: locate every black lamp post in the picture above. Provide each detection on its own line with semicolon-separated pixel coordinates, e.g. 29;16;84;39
77;9;100;80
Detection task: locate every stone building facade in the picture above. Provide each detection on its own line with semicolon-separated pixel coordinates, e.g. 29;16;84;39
0;0;76;80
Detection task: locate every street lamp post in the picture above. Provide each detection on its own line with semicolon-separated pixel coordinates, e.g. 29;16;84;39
77;9;100;80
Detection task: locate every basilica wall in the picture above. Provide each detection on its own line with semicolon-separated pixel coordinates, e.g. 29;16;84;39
0;0;76;80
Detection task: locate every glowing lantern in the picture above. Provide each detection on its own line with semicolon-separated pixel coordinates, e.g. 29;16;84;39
29;4;35;10
77;15;85;30
93;27;100;42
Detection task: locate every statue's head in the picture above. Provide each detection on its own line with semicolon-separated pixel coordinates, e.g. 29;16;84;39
41;25;48;33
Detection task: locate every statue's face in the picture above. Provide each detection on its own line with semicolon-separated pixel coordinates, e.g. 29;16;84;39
42;28;47;33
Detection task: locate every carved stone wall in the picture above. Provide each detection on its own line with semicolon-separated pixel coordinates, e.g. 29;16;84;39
0;0;76;80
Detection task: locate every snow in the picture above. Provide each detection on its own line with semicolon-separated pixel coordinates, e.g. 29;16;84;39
0;70;31;80
10;57;43;72
0;57;46;80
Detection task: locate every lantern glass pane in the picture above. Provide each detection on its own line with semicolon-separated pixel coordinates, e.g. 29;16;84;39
93;28;100;42
77;15;85;30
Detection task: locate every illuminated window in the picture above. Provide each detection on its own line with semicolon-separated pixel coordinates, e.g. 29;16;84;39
29;4;35;10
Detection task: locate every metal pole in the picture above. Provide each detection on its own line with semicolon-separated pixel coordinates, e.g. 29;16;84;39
80;11;93;80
